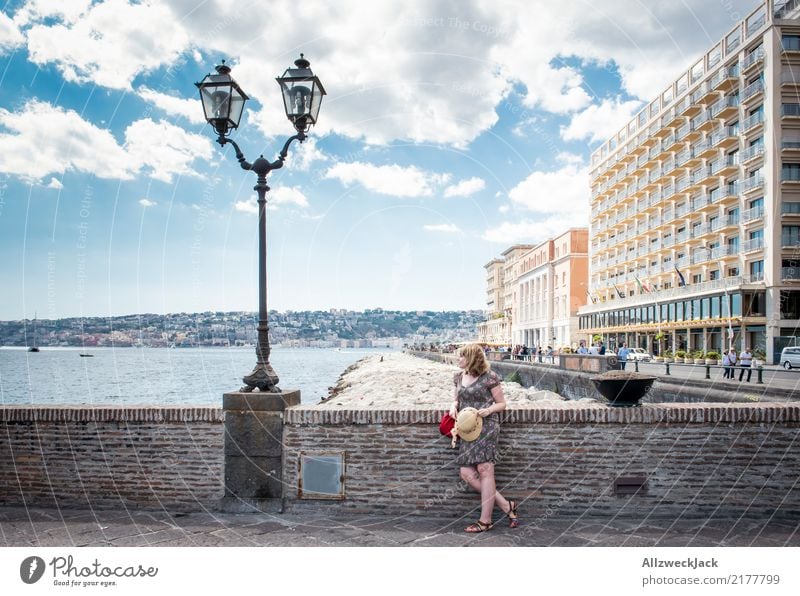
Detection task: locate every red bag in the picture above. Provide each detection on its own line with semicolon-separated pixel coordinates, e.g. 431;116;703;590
439;413;456;437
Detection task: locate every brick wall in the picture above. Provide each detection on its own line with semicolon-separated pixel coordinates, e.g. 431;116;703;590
283;404;800;519
0;407;224;511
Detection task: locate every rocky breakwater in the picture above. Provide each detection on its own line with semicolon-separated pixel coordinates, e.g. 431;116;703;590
315;352;574;409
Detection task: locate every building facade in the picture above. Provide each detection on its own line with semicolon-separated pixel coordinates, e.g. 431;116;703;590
514;229;589;349
476;258;509;344
580;0;800;363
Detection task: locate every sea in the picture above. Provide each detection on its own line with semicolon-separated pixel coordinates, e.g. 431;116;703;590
0;346;394;407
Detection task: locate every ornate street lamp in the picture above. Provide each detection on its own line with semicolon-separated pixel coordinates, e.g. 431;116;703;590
196;55;326;392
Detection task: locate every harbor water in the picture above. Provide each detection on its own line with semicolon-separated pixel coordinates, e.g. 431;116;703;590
0;346;392;406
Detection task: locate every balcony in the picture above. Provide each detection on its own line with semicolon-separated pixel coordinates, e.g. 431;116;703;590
691;249;711;264
710;214;739;231
691;194;713;210
741;143;765;163
742;205;764;223
709;95;739;119
742;79;764;101
781;267;800;281
711;245;738;259
691;222;711;237
675;149;692;167
742;47;765;72
710;67;738;92
742;110;764;131
742;175;764;193
710;126;738;149
691;110;715;132
743;237;764;252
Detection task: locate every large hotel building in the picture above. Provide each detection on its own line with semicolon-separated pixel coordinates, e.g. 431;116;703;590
579;0;800;363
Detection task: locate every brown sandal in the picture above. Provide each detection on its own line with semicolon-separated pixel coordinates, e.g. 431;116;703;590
464;520;492;533
507;500;519;528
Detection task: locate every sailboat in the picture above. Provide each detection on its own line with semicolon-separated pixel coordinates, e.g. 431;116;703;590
28;314;40;352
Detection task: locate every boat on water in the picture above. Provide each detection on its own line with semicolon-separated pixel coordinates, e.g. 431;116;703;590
79;354;94;357
28;313;40;352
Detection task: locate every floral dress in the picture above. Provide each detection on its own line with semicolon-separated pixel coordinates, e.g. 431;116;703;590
453;370;501;466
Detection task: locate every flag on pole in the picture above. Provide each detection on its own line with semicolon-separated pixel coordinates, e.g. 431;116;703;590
674;265;687;287
614;284;625;299
585;289;597;304
634;275;650;294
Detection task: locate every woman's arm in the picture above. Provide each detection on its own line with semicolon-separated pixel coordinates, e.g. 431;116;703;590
478;384;506;417
449;385;458;417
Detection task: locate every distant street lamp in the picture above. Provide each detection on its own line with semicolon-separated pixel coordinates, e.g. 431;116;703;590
196;55;326;392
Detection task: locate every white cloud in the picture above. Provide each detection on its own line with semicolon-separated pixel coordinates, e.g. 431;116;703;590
23;0;189;90
443;177;486;198
560;97;643;144
508;164;590;222
271;187;309;208
13;0;92;26
138;198;157;207
285;137;328;172
483;217;574;244
234;200;257;215
45;177;63;189
123;118;213;183
324;161;450;198
498;204;510;214
0;100;131;180
137;87;206;125
0;12;24;51
234;187;309;214
423;223;460;233
0;100;212;183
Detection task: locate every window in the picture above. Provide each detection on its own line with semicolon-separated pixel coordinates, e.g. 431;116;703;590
728;266;740;277
750;260;764;280
782;164;800;181
780;290;800;319
783;225;800;246
692;274;702;284
710;269;720;280
783;35;800;51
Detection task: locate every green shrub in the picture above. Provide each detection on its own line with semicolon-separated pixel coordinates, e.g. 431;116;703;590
664;350;673;357
674;350;686;359
505;370;523;384
706;351;720;360
692;350;705;359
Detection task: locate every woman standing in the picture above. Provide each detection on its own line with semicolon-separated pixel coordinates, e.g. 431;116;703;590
449;343;518;532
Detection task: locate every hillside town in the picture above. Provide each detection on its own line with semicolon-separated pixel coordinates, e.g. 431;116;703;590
0;309;484;349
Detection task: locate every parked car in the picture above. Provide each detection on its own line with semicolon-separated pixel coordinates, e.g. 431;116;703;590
780;346;800;370
626;348;652;362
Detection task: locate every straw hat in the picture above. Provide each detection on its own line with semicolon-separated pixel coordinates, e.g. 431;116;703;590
456;407;483;442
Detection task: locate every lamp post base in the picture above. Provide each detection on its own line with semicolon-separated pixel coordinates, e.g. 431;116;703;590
240;361;281;393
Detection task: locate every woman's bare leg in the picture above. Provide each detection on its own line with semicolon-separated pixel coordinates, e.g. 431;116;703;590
461;465;511;515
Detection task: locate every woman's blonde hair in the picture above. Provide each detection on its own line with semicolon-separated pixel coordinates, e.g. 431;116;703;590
459;343;490;377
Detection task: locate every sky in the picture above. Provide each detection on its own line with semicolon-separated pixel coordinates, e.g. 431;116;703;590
0;0;762;320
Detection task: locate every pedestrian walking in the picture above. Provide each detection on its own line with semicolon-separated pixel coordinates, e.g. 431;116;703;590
739;347;753;382
722;350;731;379
728;348;737;380
617;342;630;370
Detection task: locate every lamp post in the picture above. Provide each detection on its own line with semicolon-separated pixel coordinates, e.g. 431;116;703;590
196;55;326;392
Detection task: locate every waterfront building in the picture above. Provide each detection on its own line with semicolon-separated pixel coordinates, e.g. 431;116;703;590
514;229;589;349
580;0;800;363
477;257;511;344
478;231;588;349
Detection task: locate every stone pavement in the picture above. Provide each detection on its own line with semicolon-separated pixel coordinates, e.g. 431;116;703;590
1;507;798;547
